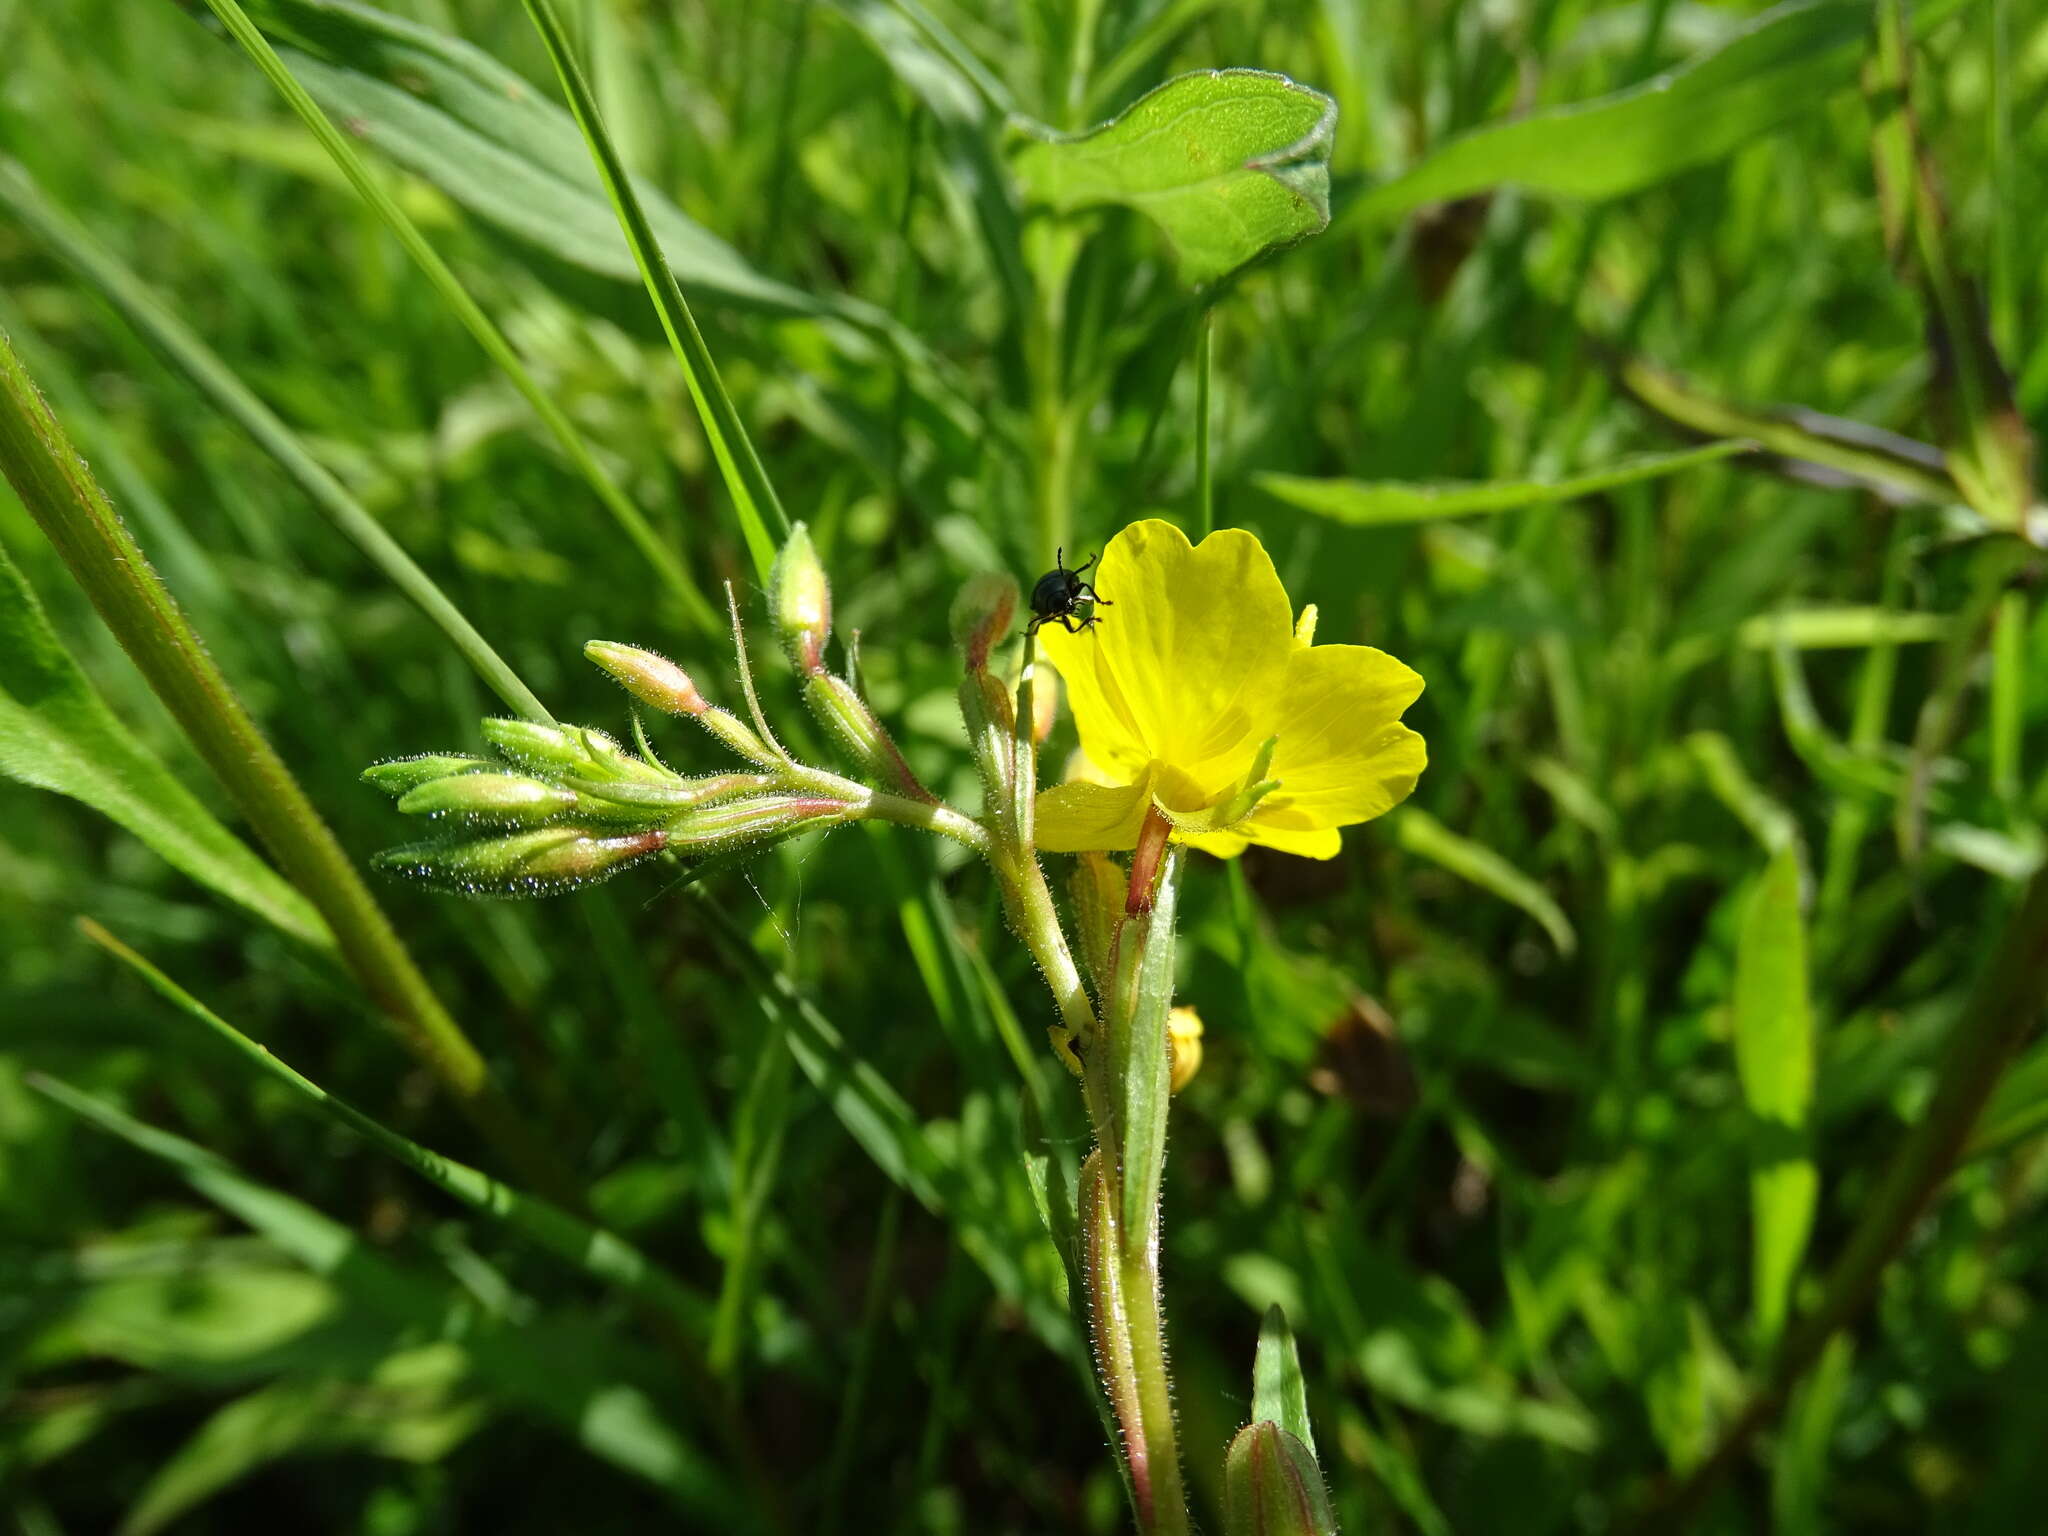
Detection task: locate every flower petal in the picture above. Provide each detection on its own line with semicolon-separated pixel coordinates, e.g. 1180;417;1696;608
1040;519;1295;790
1256;645;1427;832
1035;770;1157;852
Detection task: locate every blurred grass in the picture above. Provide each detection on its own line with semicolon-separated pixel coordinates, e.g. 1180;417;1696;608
3;0;2046;1532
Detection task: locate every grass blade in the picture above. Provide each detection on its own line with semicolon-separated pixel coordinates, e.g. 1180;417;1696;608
1395;806;1576;956
0;156;552;725
1257;440;1749;526
520;0;790;580
193;0;721;633
1617;357;1961;506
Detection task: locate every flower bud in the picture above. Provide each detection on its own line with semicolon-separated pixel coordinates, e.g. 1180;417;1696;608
803;673;931;801
362;756;491;797
698;706;782;769
950;572;1018;672
958;670;1018;814
1222;1421;1336;1536
585;640;707;716
662;794;851;855
1168;1005;1205;1094
771;522;832;675
373;826;667;897
480;718;599;773
397;772;577;824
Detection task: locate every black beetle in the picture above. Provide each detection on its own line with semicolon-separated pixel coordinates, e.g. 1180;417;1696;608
1026;548;1113;636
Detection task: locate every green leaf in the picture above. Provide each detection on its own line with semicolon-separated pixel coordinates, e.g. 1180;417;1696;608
238;0;826;316
1012;70;1336;286
1252;1306;1316;1459
1257;441;1749;526
1733;847;1818;1350
0;541;329;950
1395;807;1576;956
1352;0;1878;223
1113;849;1181;1243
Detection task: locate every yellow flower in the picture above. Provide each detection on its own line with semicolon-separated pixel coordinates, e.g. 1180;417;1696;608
1035;519;1425;859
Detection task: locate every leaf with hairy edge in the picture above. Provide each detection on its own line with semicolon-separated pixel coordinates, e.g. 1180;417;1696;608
1013;70;1336;286
1252;1306;1317;1458
1733;847;1818;1350
0;542;329;950
1258;441;1750;526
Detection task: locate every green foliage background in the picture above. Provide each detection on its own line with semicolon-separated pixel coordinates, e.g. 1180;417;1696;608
3;0;2046;1531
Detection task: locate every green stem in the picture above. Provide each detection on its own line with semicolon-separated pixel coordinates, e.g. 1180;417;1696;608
0;324;555;1193
0;157;553;725
195;0;720;634
1194;309;1214;537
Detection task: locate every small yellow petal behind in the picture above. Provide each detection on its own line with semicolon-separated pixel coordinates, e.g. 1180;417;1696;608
1035;770;1157;852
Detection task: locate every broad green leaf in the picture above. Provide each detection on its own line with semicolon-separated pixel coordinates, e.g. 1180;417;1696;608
1395;807;1576;956
237;0;827;317
0;542;329;951
1252;1305;1316;1458
1733;847;1817;1349
1257;440;1749;526
1352;0;1879;223
1013;70;1336;285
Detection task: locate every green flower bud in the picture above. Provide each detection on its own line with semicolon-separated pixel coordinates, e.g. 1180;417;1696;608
480;718;599;773
663;794;851;855
1222;1422;1336;1536
481;718;660;782
771;523;832;675
373;826;667;897
698;706;782;769
397;772;577;824
585;640;707;716
362;756;491;797
950;572;1018;672
803;673;931;801
957;670;1017;815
